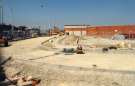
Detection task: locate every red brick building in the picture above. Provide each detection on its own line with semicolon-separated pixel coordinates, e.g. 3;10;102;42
64;25;90;36
64;25;135;39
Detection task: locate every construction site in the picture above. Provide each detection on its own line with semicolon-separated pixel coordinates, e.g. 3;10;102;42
1;32;135;85
1;0;135;86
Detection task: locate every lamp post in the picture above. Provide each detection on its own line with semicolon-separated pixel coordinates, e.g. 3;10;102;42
0;6;3;24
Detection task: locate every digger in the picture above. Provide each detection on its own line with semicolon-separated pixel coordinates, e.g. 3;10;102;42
76;45;85;54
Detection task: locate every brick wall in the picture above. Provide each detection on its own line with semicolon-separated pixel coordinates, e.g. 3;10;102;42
64;25;135;38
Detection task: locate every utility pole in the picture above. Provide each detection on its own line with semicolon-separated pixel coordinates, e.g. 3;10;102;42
9;6;15;39
0;1;3;24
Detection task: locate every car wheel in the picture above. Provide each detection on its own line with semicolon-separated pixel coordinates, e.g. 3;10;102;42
4;40;8;47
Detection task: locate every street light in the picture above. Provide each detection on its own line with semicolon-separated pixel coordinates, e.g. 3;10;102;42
0;6;3;24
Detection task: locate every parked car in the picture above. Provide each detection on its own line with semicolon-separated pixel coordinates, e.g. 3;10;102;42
2;31;13;41
0;34;8;47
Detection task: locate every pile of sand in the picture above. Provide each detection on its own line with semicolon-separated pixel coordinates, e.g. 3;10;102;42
41;37;57;50
62;35;79;45
79;36;135;48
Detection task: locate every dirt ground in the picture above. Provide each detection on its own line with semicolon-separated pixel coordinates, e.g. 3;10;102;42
1;36;135;86
1;36;135;71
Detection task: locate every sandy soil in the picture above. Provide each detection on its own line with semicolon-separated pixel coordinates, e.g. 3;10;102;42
2;36;135;86
1;36;135;71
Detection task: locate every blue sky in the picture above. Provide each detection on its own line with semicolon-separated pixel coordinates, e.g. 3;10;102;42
2;0;135;29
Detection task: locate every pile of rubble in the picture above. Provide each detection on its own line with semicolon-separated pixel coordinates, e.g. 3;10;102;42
0;74;40;86
0;57;41;86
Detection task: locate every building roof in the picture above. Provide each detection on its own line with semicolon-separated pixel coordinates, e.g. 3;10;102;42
64;25;91;26
64;24;135;27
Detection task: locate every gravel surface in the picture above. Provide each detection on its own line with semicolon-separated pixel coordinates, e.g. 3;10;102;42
1;36;135;86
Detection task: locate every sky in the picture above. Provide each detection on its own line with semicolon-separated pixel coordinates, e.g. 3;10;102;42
1;0;135;30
